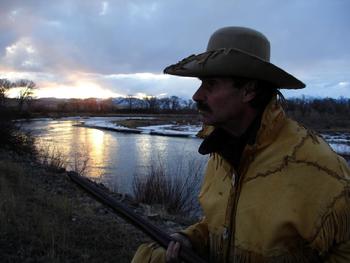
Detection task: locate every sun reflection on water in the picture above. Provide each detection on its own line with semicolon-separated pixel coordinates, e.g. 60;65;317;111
136;136;152;170
89;129;104;158
83;128;107;178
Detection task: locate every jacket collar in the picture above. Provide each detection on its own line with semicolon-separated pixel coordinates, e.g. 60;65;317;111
196;96;286;164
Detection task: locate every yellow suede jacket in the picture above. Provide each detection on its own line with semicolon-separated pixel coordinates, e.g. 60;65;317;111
183;98;350;262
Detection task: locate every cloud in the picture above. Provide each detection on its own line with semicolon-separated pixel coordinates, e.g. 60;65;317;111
2;69;199;99
100;73;200;98
0;0;349;98
3;37;43;70
67;72;199;99
338;81;349;87
99;1;109;16
283;75;350;99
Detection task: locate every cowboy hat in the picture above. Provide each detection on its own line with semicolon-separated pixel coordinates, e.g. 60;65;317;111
164;26;305;89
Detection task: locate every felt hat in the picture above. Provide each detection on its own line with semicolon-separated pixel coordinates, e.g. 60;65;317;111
164;26;305;89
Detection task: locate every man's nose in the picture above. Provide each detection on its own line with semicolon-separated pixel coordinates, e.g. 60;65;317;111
192;86;205;102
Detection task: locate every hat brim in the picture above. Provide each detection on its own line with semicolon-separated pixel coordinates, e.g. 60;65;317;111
164;48;305;89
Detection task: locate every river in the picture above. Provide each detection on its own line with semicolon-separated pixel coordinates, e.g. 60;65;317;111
22;117;350;194
22;117;207;194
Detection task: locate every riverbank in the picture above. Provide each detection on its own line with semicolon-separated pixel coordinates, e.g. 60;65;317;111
19;110;350;133
0;150;194;262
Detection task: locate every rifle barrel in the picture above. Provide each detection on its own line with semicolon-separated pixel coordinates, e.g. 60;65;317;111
67;171;207;263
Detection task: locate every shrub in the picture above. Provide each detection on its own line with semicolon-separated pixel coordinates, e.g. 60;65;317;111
36;144;67;172
132;156;204;217
0;113;36;156
68;150;90;176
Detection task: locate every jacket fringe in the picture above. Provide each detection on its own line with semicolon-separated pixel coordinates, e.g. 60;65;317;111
232;246;321;263
208;232;224;263
311;188;350;254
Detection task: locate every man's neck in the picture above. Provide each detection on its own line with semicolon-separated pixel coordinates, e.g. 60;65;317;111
221;108;259;137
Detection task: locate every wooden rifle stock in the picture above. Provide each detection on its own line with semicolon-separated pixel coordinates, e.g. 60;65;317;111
67;171;207;263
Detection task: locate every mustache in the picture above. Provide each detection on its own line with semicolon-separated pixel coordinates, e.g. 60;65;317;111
196;102;212;112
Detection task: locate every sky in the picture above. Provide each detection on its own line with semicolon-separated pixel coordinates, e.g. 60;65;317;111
0;0;349;99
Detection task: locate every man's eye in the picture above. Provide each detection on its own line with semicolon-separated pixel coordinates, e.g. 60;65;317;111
200;79;217;92
207;80;216;86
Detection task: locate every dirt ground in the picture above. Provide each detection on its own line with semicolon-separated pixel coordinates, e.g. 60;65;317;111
0;151;192;262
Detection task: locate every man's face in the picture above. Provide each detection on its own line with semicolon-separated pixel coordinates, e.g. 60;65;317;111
192;77;250;127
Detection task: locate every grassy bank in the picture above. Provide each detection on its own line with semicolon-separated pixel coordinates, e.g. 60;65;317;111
113;114;201;129
0;114;203;262
0;152;150;262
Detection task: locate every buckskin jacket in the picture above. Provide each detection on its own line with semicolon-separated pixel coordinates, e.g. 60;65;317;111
132;97;350;263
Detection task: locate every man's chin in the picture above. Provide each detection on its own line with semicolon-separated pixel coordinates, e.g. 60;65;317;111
201;116;215;126
199;112;219;126
201;116;225;127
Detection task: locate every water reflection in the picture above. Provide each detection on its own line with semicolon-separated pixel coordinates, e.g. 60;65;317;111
136;136;153;170
87;129;106;177
24;118;350;194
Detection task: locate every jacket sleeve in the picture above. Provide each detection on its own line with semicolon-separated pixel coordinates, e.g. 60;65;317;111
132;218;209;263
180;216;209;257
131;242;166;263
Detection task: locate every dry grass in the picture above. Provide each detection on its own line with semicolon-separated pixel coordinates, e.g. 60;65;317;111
114;115;201;129
68;150;90;176
35;144;91;176
0;118;36;156
132;156;203;218
36;144;68;172
0;153;147;262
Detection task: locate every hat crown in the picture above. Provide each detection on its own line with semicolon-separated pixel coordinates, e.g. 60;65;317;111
206;26;271;62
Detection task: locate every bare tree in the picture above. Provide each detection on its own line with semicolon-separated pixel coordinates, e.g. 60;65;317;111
159;97;171;110
15;79;36;112
170;96;180;111
0;79;12;106
144;96;159;112
125;95;135;111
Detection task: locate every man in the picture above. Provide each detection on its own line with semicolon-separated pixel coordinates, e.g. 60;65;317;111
132;27;350;262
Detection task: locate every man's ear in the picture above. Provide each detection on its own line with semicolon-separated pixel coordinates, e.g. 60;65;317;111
241;81;257;103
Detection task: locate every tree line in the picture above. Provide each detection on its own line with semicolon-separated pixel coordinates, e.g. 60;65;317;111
285;96;350;130
19;96;196;114
1;78;350;130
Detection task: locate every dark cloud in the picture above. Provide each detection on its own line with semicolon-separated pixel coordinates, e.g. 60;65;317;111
0;0;349;98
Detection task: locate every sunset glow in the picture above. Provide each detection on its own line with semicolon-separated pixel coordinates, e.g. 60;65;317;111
8;81;123;99
0;1;349;99
38;81;122;99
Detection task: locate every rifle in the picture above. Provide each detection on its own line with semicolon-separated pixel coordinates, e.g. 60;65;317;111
67;171;207;263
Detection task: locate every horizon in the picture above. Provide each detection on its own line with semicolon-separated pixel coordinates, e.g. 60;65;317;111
7;93;350;102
